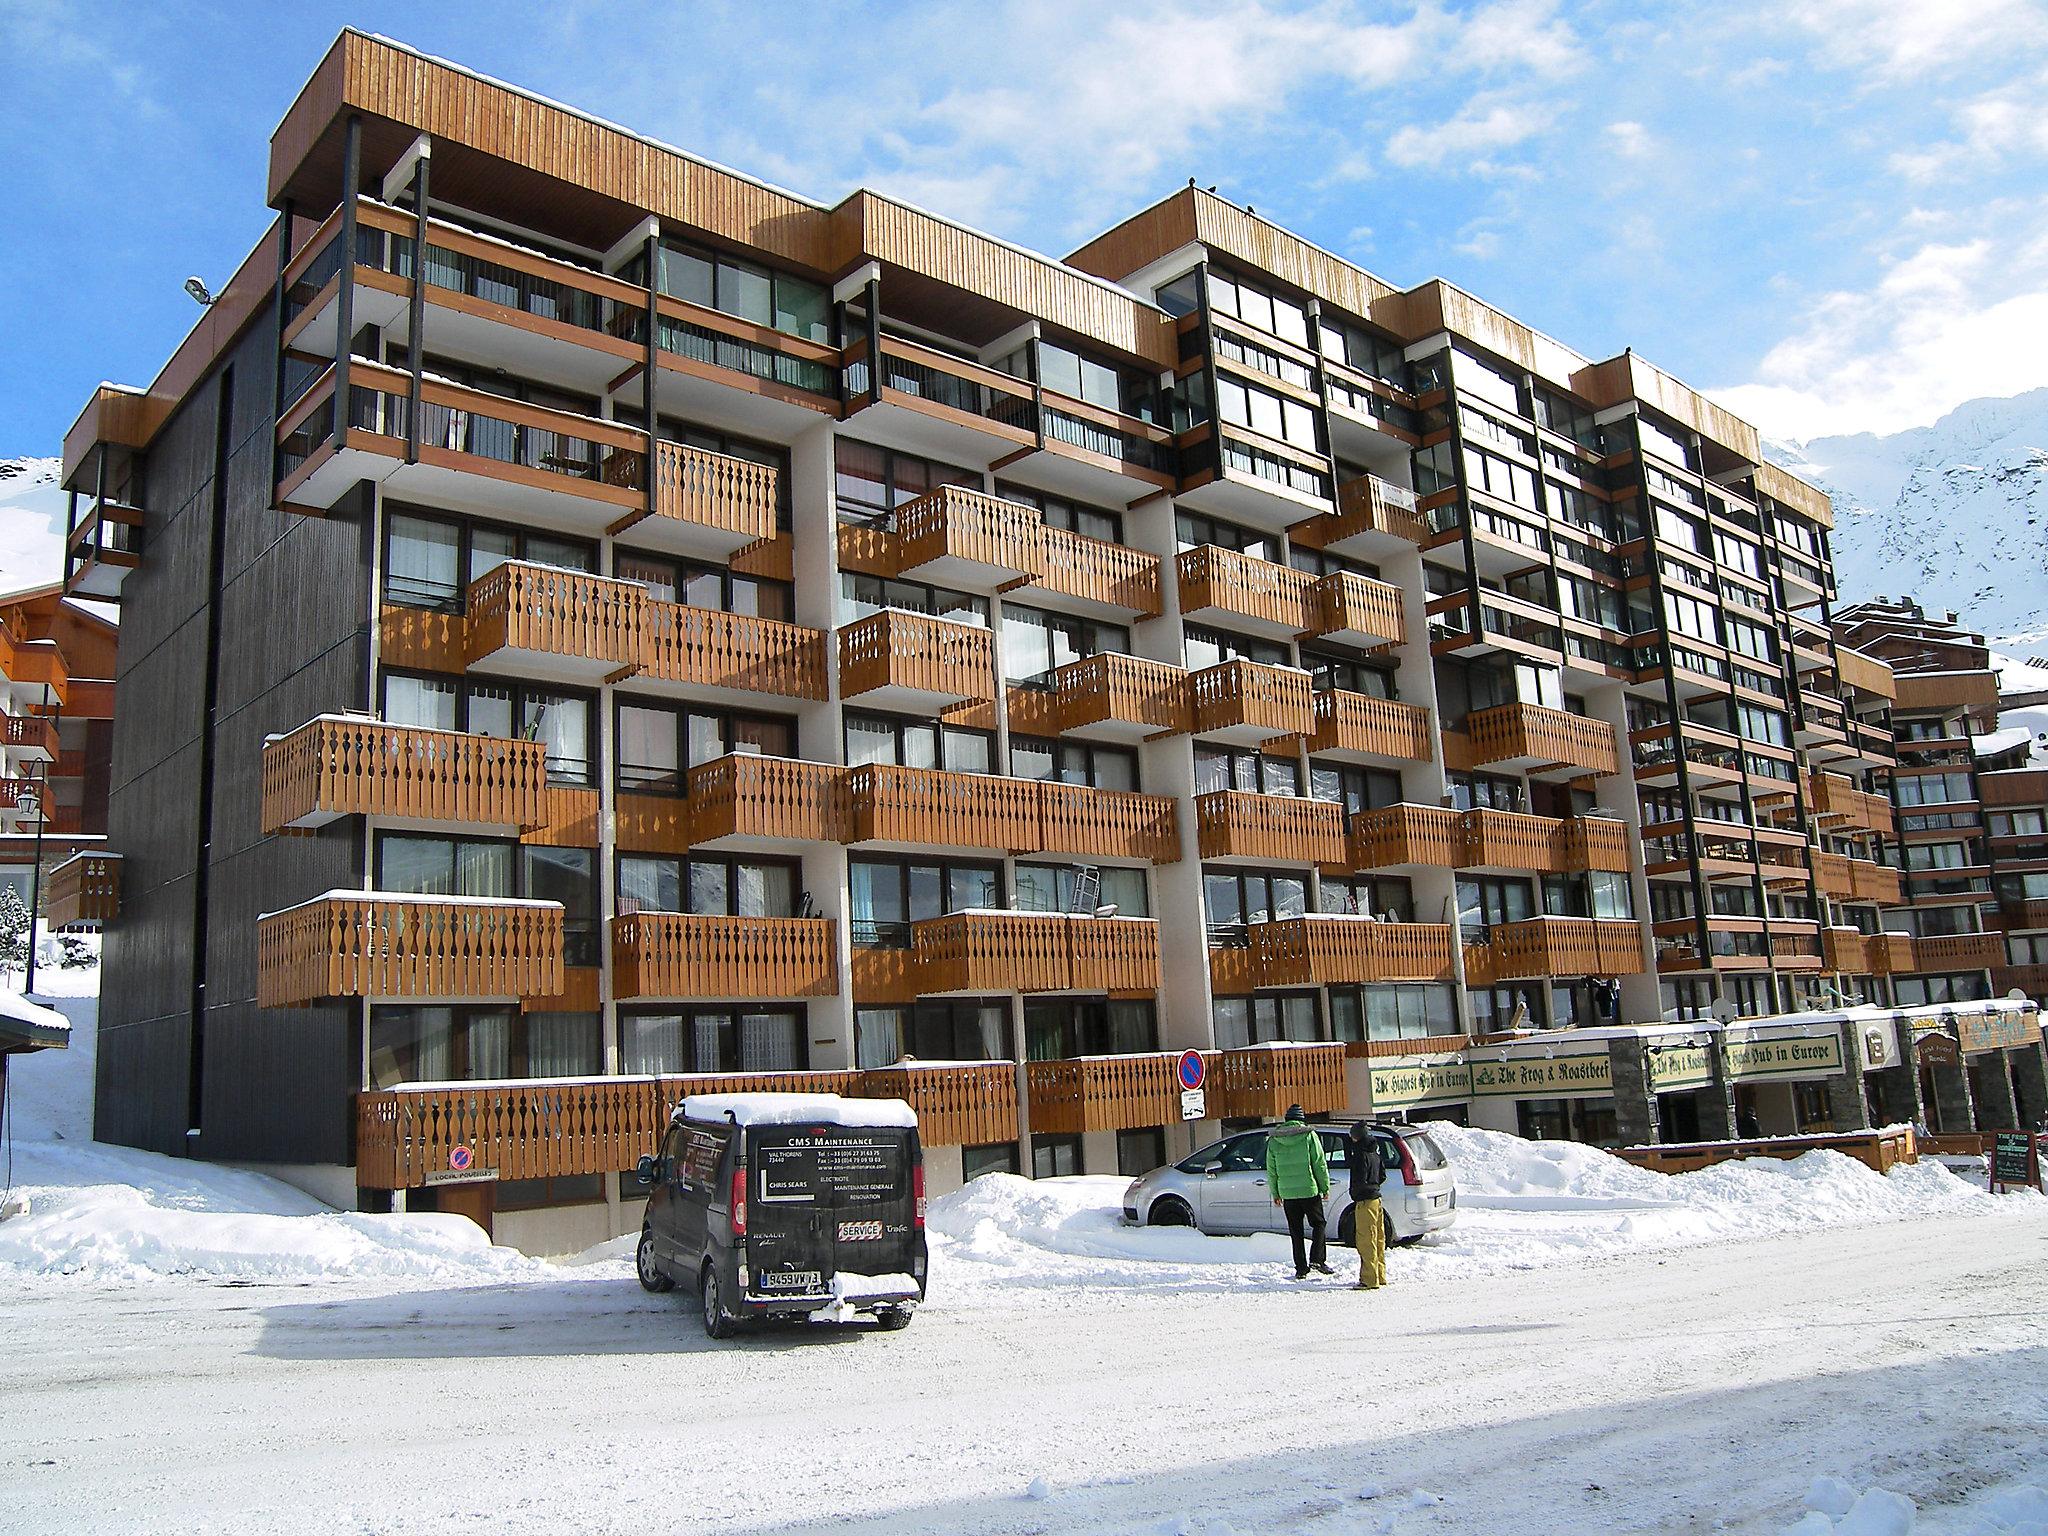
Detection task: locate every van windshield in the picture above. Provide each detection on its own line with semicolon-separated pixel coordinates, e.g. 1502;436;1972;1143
751;1126;909;1208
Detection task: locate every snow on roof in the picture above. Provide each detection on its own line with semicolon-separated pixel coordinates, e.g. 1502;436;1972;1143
1970;725;2035;757
257;889;566;920
676;1092;918;1130
0;990;71;1052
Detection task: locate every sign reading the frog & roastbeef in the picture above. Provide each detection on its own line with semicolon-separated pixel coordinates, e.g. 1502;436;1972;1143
753;1129;903;1205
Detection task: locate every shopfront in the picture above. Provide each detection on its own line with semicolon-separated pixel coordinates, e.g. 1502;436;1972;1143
1468;1047;1619;1146
1365;1053;1473;1126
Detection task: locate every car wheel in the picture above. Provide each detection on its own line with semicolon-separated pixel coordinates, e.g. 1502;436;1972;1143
635;1228;672;1293
1386;1212;1401;1249
700;1266;735;1340
874;1306;913;1332
1147;1196;1194;1227
1336;1205;1356;1244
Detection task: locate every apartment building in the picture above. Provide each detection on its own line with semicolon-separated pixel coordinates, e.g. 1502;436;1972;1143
68;32;2044;1249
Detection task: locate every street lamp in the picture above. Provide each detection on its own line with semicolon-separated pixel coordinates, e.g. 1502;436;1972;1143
17;782;42;993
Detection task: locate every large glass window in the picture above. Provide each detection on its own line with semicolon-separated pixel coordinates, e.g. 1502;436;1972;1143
620;1007;807;1074
833;440;978;525
855;998;1010;1068
844;712;992;775
1000;604;1129;684
848;856;1003;947
838;571;988;627
1008;736;1136;792
1211;992;1320;1047
381;672;595;787
382;506;595;612
523;845;598;966
368;1006;600;1088
1195;744;1300;797
615;700;794;794
615;550;792;621
656;239;829;343
1203;866;1308;933
1024;998;1158;1059
1014;863;1149;917
995;484;1121;544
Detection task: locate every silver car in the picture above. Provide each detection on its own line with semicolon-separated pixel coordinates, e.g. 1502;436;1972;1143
1121;1119;1457;1246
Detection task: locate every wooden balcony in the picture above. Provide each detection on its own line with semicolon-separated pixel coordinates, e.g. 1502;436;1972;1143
1176;545;1311;636
1318;473;1429;554
1853;861;1904;904
1;713;59;761
1868;931;1917;975
1769;925;1826;972
1301;571;1406;648
863;1062;1019;1146
1808;771;1894;835
1998;898;2048;932
686;753;849;845
1555;816;1634;873
63;498;145;602
1036;526;1165;619
610;912;838;999
847;764;1042;852
42;851;120;931
1466;703;1620;778
1195;790;1347;866
466;561;645;682
1821;927;1872;973
907;911;1160;994
1462;809;1566;872
1188;659;1314;744
1351;804;1465;869
1836;646;1896;701
262;717;549;834
1307;690;1433;762
1465;917;1645;983
1250;917;1456;985
1037;782;1181;864
1992;963;2048;999
838;609;995;710
1980;768;2048;808
1206;1043;1349;1121
895;484;1048;587
257;892;564;1007
1045;652;1192;741
1028;1054;1183;1135
640;600;829;701
1910;932;2004;972
608;440;778;558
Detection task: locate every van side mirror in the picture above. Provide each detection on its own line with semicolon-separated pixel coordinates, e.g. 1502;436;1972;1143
635;1154;658;1187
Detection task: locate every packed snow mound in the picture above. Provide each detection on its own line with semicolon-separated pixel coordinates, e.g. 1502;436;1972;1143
0;1139;549;1287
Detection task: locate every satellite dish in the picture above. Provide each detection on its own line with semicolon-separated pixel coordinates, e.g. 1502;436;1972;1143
1709;999;1738;1025
2009;988;2028;1002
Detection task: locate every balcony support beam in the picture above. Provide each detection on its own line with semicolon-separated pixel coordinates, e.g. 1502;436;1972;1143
404;138;430;465
333;112;362;456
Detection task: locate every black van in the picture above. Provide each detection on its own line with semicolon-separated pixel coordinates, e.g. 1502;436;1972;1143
634;1093;928;1337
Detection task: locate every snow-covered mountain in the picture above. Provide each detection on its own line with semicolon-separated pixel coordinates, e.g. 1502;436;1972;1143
1773;389;2048;649
0;455;71;597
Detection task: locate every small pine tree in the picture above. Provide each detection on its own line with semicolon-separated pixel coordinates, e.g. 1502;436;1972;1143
0;885;29;984
57;933;96;970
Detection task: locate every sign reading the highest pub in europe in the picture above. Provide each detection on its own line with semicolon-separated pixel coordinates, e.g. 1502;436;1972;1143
1370;1060;1473;1109
1723;1033;1842;1081
1471;1054;1612;1098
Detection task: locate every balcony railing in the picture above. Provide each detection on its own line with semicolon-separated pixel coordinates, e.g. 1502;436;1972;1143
1195;790;1347;866
466;561;645;673
1307;690;1433;762
1348;805;1631;875
846;764;1043;852
640;600;829;700
42;851;120;931
1037;526;1165;618
1049;652;1193;739
907;911;1161;994
1910;932;2004;972
1332;474;1427;546
1869;931;1917;975
687;753;849;844
1351;804;1465;869
1465;917;1644;982
1249;917;1456;985
1188;659;1315;742
1;714;59;760
896;485;1048;584
1809;771;1894;835
1462;809;1567;871
838;609;995;707
626;439;780;552
1028;1054;1183;1136
262;717;549;834
258;892;564;1007
610;912;838;999
862;1062;1020;1146
1555;816;1633;873
1037;782;1181;864
1302;571;1406;648
1176;545;1311;634
1206;1043;1348;1121
1466;703;1620;777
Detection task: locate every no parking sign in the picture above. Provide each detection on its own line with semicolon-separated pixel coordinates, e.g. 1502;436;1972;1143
1177;1050;1206;1120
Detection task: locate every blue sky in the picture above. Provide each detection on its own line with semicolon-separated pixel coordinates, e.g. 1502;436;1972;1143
4;0;2046;458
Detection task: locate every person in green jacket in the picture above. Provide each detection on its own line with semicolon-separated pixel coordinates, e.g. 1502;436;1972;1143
1265;1104;1334;1279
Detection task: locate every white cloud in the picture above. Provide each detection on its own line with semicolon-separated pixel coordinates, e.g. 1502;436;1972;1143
1712;218;2048;441
1605;120;1652;158
1779;0;2048;82
1890;70;2048;181
1455;228;1501;260
1385;101;1547;171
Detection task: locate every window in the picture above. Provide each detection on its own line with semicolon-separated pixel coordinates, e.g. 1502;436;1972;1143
1893;974;1989;1005
1895;772;1974;806
1008;736;1137;792
1470;984;1545;1032
368;1006;601;1088
1204;867;1308;932
845;711;993;775
656;238;828;343
383;673;596;787
1015;862;1149;917
1461;444;1539;512
621;1007;808;1074
1195;744;1299;798
1447;774;1526;813
834;440;978;524
1317;316;1408;388
856;999;1010;1067
848;856;1004;946
1175;510;1278;563
1319;874;1414;921
1309;761;1402;816
523;845;598;966
1988;810;2046;837
1024;998;1158;1059
1000;604;1129;684
1216;375;1320;453
1207;269;1310;347
1117;1128;1168;1178
1211;993;1321;1047
374;833;596;964
614;549;791;621
1032;1135;1084;1179
1302;650;1396;698
617;853;798;919
615;700;794;793
962;1142;1021;1181
995;484;1121;544
838;570;988;627
1025;341;1154;419
383;506;595;612
1184;624;1289;671
1458;876;1536;933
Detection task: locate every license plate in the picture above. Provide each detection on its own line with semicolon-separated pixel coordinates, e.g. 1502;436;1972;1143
837;1219;883;1242
757;1270;821;1292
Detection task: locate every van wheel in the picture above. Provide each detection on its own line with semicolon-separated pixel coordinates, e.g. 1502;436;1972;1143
636;1228;672;1293
700;1267;735;1340
1147;1196;1193;1227
874;1306;913;1332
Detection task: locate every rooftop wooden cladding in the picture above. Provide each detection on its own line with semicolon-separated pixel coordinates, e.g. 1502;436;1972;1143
1892;668;2001;714
269;32;1176;368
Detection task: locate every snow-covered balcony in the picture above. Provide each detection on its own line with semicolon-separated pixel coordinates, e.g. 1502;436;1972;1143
257;892;564;1007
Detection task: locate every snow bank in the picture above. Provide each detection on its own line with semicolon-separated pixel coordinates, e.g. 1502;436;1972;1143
1787;1472;2048;1535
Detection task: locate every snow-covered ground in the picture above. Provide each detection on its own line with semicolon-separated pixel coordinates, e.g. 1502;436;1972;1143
3;988;2044;1533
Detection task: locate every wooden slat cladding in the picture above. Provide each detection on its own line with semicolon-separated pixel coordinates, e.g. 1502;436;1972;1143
1250;918;1457;986
1195;790;1346;866
1834;645;1895;699
1351;804;1465;869
611;912;838;999
641;601;828;700
615;791;691;855
1037;527;1164;617
1037;782;1181;865
643;440;779;543
42;852;121;931
846;763;1041;852
1465;918;1644;983
1055;652;1192;736
261;717;549;833
837;506;1162;619
1308;690;1433;761
1462;809;1568;872
257;894;564;1006
862;1063;1018;1147
1808;771;1894;835
466;562;645;671
1189;660;1315;740
1910;932;2003;972
897;485;1048;579
1302;571;1406;647
1028;1054;1182;1135
1466;702;1621;777
1177;544;1312;631
907;911;1162;995
1205;1043;1348;1122
838;610;996;706
687;754;849;843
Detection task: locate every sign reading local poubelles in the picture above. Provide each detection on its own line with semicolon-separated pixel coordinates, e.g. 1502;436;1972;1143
1722;1033;1842;1081
1471;1053;1612;1098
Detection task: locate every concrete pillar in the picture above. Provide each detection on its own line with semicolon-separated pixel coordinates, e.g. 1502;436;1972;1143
1606;1037;1658;1147
1695;1046;1738;1141
1968;1052;2019;1132
1823;1024;1873;1132
1080;1127;1119;1177
2011;1042;2048;1132
1867;1060;1925;1129
1930;1061;1976;1135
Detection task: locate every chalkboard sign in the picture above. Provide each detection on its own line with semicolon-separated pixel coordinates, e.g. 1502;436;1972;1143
1991;1130;2037;1189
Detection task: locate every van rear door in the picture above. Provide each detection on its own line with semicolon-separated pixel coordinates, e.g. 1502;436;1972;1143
745;1124;918;1298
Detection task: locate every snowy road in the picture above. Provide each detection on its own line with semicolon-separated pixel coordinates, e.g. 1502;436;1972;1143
4;1209;2045;1535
